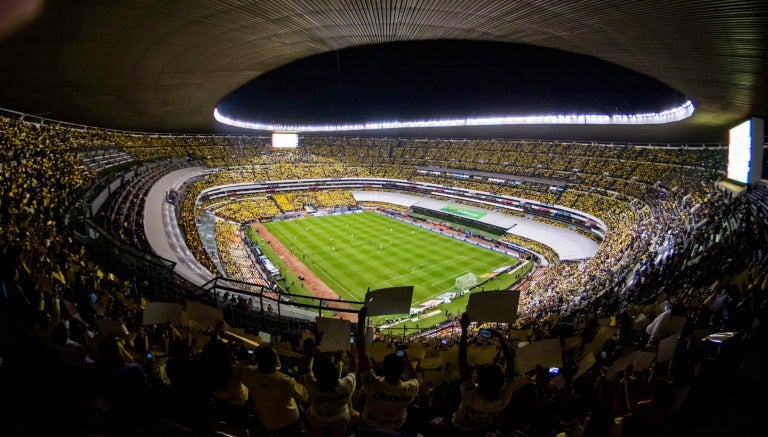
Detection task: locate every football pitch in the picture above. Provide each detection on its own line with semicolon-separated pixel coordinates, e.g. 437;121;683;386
262;211;519;306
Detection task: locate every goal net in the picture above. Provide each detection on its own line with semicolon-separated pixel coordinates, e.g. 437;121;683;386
455;272;478;292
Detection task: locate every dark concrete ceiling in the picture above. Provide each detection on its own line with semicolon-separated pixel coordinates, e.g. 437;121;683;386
0;0;766;143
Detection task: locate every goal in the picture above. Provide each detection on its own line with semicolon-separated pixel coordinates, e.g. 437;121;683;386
455;272;478;292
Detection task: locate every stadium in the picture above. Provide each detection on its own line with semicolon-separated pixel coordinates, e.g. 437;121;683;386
0;1;767;436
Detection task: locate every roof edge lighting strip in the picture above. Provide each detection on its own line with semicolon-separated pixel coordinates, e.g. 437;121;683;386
213;100;694;132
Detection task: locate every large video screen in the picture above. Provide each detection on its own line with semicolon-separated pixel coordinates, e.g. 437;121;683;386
727;118;764;185
272;132;298;148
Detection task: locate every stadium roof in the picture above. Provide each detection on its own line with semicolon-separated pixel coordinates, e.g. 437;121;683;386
0;0;766;143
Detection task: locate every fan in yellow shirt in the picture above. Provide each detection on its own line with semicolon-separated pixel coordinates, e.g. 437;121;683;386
450;313;524;435
243;345;308;436
356;306;420;432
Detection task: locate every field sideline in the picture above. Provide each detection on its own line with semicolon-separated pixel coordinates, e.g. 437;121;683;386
262;211;519;306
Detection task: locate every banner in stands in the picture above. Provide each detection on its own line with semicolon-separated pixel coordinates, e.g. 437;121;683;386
515;338;563;374
142;301;183;325
316;317;352;352
365;286;414;316
95;319;127;339
466;290;520;323
574;353;597;380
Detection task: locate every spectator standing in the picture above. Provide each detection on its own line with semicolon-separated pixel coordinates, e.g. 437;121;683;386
204;338;250;428
356;306;420;433
645;303;687;350
449;313;522;436
301;339;357;437
243;344;308;436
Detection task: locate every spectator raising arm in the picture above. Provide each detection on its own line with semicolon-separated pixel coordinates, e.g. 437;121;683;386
356;306;371;374
459;312;471;382
451;313;520;434
489;327;516;379
401;347;418;381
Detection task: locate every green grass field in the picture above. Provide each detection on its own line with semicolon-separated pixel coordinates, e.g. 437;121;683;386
260;212;519;306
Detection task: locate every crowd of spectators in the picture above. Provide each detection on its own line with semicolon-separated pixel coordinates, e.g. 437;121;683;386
1;114;767;437
174;137;720;327
209;198;283;223
179;177;218;274
105;159;189;252
270;190;358;213
214;219;271;289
